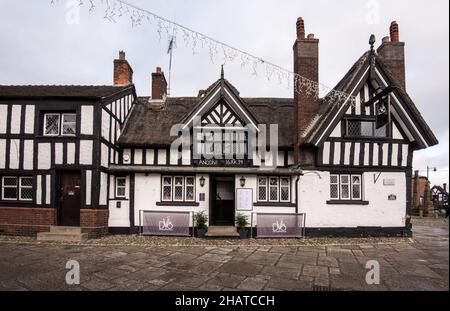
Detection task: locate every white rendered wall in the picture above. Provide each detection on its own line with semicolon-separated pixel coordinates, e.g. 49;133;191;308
80;105;94;135
108;175;130;227
298;170;407;228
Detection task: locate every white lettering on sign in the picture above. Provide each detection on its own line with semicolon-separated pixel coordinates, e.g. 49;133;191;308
272;220;287;233
159;217;174;231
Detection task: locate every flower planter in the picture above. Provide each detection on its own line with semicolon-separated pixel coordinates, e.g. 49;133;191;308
197;228;207;238
238;228;248;239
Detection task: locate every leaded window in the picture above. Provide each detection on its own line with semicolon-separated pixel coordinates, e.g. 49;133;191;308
1;176;33;201
162;176;196;203
62;114;76;135
330;174;363;201
346;120;387;138
257;176;290;203
44;113;77;136
44;114;60;136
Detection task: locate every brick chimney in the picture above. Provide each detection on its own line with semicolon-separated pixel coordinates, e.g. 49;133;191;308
444;183;447;192
113;51;133;85
152;67;168;100
376;21;406;90
293;17;319;165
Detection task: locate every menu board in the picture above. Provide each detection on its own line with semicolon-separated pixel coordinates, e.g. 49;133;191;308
236;188;253;211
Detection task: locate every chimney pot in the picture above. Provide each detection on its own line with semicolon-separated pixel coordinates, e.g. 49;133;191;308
119;50;126;60
156;67;162;74
296;17;305;39
390;21;399;42
382;36;390;43
307;33;315;39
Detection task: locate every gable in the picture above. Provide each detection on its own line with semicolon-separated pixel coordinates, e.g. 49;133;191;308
308;54;438;149
181;79;259;131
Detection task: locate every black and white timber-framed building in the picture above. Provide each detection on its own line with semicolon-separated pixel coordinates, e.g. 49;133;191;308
0;19;438;237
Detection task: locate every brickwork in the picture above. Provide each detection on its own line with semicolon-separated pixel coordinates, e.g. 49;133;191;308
0;206;56;236
80;209;109;237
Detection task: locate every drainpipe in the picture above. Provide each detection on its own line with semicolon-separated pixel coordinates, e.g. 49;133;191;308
292;165;304;214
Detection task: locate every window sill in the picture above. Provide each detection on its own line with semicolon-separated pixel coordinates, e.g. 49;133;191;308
326;200;369;205
156;201;200;207
253;202;296;207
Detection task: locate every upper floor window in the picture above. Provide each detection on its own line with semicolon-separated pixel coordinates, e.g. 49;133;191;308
1;176;33;201
44;113;76;136
257;176;290;202
162;176;196;202
346;120;387;138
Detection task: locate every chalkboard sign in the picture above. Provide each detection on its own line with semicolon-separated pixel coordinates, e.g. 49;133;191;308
236;188;253;211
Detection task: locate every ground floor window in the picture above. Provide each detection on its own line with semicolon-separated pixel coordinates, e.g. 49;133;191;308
257;176;290;202
330;174;362;201
115;177;126;198
1;176;33;201
162;176;196;202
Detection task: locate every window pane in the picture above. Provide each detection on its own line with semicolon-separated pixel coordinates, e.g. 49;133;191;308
163;186;172;200
117;187;126;197
347;120;361;136
341;185;350;199
185;177;195;186
374;125;387;137
20;187;33;200
340;175;349;184
330;175;338;184
20;177;32;187
3;177;17;187
269;186;278;201
281;187;289;201
352;184;361;200
258;186;267;201
352;175;361;184
280;177;289;186
360;121;373;136
163;177;172;186
62;114;76;135
258;177;267;186
45;114;60;135
174;186;183;200
117;178;126;187
3;187;17;199
174;177;183;186
269;177;278;186
186;186;194;201
330;184;339;199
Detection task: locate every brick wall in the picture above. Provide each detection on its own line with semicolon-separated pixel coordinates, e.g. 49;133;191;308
0;206;56;236
152;67;167;100
80;209;109;237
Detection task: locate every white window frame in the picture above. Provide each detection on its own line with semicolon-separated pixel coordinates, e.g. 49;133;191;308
162;176;173;202
61;113;77;136
115;177;126;198
280;177;291;203
330;174;340;200
330;173;363;201
2;176;18;200
257;177;268;202
19;177;33;201
184;176;196;202
43;113;61;136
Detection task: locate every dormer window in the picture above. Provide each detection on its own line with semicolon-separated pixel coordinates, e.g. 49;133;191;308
43;113;76;136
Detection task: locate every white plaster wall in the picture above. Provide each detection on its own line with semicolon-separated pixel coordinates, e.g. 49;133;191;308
85;170;92;205
101;143;109;167
55;143;63;165
38;143;51;169
101;109;110;141
45;175;51;205
0;105;7;133
10;105;21;134
36;175;42;205
99;172;108;205
108;175;130;227
24;105;35;134
329;122;341;137
146;149;154;165
134;149;143;165
298;170;407;228
80;105;94;135
9;139;20;169
79;140;93;165
0;139;6;169
23;140;34;170
157;149;167;165
67;143;76;165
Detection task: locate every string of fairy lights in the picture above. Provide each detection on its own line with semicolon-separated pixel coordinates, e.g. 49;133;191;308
50;0;357;105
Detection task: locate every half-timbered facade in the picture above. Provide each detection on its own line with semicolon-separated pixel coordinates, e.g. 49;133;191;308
0;19;438;237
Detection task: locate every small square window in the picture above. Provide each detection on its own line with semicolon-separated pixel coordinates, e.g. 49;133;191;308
44;114;60;136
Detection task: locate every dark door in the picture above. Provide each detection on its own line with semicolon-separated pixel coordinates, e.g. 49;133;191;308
211;176;235;226
59;171;81;226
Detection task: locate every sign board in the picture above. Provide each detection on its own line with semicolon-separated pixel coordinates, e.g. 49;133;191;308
142;211;191;236
193;158;252;167
383;179;396;186
236;188;253;211
256;213;305;238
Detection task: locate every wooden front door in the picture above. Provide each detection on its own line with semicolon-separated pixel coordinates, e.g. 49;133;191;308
211;176;235;226
59;171;81;226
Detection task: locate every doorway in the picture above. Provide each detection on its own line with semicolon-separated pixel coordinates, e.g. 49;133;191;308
58;171;81;226
210;175;235;226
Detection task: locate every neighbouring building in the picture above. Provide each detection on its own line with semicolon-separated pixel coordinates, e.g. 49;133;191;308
0;19;438;237
431;184;449;210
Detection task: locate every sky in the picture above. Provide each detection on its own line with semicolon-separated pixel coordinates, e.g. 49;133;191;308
0;0;448;186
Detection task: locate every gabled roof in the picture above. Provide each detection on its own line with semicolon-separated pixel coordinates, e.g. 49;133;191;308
302;51;439;149
0;85;134;100
180;77;260;132
118;95;294;148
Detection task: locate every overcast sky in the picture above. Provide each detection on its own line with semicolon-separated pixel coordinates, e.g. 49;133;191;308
0;0;448;186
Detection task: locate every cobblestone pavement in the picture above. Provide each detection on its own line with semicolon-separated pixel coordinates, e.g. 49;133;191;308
0;225;448;291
